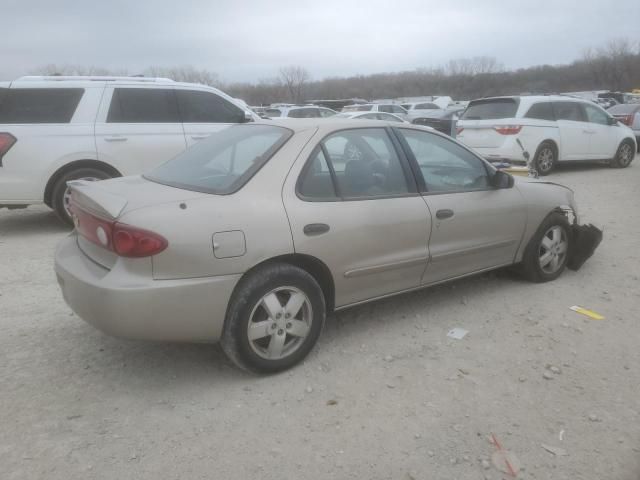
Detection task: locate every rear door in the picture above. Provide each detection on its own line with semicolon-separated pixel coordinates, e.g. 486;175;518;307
95;86;187;175
582;102;619;159
395;128;526;284
176;87;246;147
552;101;590;160
283;127;431;307
457;98;520;148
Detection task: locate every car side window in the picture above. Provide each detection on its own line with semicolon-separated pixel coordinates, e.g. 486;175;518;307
0;88;84;124
583;104;610;125
297;148;338;200
525;102;555;121
399;129;490;193
177;90;244;123
319;108;335;118
378;105;392;113
107;88;180;123
392;105;407;114
553;102;586;122
320;128;410;198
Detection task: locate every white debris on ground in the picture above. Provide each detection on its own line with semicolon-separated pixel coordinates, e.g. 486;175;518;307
1;157;639;479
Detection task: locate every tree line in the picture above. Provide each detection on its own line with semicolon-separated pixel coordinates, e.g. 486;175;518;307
33;38;640;106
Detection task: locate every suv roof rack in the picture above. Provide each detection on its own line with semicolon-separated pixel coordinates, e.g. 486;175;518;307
16;75;175;83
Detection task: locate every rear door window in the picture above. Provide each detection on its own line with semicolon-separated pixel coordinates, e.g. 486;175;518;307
107;88;179;123
297;148;338;200
0;88;84;123
460;98;519;120
177;90;244;123
265;109;282;117
553;102;586;122
288;108;320;118
524;102;556;121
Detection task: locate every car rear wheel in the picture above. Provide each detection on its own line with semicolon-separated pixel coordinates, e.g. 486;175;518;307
533;142;556;176
519;212;571;283
52;167;113;225
220;263;326;373
611;140;635;168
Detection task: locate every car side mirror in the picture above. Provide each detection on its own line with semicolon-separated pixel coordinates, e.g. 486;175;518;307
607;116;618;126
491;170;514;189
243;111;254;123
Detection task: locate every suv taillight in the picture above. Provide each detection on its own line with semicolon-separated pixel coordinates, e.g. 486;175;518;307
0;133;17;166
70;204;168;258
494;125;522;135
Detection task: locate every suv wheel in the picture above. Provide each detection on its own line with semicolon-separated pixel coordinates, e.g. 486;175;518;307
220;263;325;374
611;140;635;168
52;167;113;225
533;142;556;176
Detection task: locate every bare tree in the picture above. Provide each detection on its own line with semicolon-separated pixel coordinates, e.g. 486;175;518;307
279;66;310;103
144;65;220;87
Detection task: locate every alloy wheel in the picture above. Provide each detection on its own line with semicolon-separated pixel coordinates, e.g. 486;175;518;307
247;287;313;360
537;147;555;173
618;143;633;167
538;226;568;274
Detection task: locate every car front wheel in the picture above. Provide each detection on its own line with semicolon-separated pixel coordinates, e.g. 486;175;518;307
220;263;326;373
611;140;635;168
520;212;571;283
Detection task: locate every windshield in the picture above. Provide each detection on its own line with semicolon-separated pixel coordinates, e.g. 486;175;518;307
460;98;519;120
342;105;373;112
145;124;292;194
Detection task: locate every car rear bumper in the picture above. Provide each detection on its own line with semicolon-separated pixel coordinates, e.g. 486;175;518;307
54;234;241;343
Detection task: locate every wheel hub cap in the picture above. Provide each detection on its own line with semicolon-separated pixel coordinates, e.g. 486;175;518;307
538;226;568;274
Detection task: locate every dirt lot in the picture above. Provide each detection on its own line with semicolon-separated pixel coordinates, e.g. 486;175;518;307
1;157;639;480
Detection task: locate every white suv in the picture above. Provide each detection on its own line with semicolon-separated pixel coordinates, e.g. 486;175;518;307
264;105;337;119
456;95;637;175
0;76;257;223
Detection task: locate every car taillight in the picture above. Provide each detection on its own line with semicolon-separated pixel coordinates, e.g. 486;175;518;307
616;115;633;126
494;125;522;135
112;222;168;258
70;203;167;258
0;133;17;166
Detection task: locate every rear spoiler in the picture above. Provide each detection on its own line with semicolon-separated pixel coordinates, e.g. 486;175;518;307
67;180;127;219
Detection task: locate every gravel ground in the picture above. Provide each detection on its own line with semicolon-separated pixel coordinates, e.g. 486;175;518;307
1;156;639;480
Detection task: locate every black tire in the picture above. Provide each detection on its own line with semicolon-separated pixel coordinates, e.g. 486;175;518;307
51;167;113;225
220;263;326;374
610;139;635;168
533;141;557;176
519;212;571;283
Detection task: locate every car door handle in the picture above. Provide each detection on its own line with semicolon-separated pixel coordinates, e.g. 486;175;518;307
190;134;209;140
436;209;454;220
582;130;596;134
303;223;330;236
104;136;128;142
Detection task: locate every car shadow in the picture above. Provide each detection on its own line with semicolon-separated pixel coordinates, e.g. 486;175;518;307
0;206;70;237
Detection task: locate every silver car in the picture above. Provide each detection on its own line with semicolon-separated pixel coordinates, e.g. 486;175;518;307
55;119;587;373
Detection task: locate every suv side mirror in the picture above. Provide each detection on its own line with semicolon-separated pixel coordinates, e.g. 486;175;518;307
242;111;254;123
491;170;514;189
607;116;618;126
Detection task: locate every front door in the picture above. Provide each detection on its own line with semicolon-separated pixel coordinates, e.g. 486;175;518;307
394;127;526;284
553;101;591;160
95;86;187;175
582;103;619;159
282;127;431;308
175;87;247;148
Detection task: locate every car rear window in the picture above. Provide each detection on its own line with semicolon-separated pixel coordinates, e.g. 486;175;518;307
0;88;84;124
145;124;292;195
608;104;640;115
460;98;519;120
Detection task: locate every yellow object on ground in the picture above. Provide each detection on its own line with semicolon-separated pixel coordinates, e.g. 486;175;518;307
503;166;529;177
569;305;605;320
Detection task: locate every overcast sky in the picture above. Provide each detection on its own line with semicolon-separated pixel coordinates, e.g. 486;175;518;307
3;0;639;83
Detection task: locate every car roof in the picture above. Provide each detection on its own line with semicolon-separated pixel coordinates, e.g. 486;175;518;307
262;118;428;134
471;95;586;104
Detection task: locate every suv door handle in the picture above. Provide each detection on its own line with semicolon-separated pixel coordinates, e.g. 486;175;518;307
191;134;209;140
303;223;330;236
582;129;596;134
436;209;454;220
104;136;128;142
